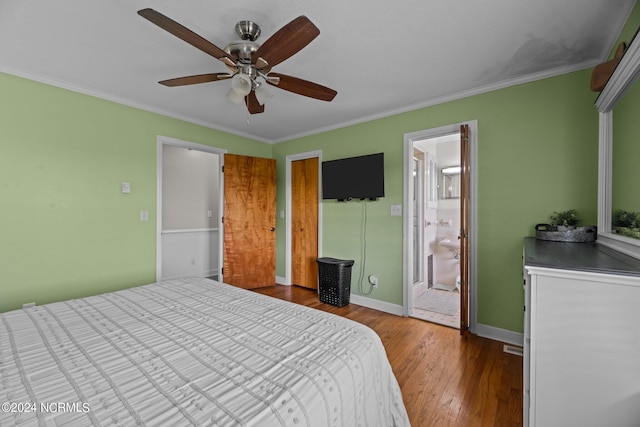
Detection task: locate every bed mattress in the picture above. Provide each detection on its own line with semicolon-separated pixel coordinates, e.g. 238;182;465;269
0;278;409;426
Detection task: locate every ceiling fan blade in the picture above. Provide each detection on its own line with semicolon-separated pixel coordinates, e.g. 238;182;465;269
266;73;337;101
254;16;320;69
246;92;265;114
138;8;236;67
159;73;232;87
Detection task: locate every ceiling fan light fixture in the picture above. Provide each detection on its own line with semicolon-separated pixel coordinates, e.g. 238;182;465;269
254;83;273;105
227;88;245;105
230;73;252;96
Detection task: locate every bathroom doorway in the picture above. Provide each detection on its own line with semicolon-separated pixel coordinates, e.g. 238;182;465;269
403;121;477;333
413;133;461;327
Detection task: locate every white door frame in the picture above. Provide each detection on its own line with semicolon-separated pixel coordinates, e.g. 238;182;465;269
412;150;426;287
402;121;478;333
156;135;227;281
283;150;323;286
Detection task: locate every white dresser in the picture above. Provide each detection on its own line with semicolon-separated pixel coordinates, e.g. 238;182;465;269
523;237;640;427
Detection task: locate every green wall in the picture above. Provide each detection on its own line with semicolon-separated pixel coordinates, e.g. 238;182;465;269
274;69;599;333
0;72;271;313
0;39;618;334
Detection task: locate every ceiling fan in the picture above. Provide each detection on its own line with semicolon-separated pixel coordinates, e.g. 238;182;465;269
137;8;337;114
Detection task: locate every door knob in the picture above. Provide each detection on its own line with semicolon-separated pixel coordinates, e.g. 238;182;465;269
270;227;275;231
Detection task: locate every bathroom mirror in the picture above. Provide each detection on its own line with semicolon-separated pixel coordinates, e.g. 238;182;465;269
440;165;461;199
596;27;640;258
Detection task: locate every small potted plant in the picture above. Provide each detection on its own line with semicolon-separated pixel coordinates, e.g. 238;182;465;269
536;209;596;242
549;209;579;231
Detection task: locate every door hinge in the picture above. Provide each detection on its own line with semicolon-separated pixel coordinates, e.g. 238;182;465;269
221;216;224;224
221;268;224;275
221;165;224;172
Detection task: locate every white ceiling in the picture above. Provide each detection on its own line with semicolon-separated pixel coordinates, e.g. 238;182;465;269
0;0;635;143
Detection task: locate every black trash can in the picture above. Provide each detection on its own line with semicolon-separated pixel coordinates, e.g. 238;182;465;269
316;257;355;307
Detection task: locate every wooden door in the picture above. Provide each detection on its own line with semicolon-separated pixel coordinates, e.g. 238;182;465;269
291;158;319;289
459;124;470;335
223;154;276;289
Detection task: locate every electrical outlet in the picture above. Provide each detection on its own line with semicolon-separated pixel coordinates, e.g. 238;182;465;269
369;275;379;288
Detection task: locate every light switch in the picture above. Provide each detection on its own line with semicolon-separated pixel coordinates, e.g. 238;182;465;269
122;182;131;193
390;204;402;216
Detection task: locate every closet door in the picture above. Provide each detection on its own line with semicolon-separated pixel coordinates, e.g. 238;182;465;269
222;154;276;289
291;158;319;289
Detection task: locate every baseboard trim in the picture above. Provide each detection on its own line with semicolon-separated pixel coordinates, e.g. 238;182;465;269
275;276;290;286
349;294;404;316
270;284;522;345
474;323;523;346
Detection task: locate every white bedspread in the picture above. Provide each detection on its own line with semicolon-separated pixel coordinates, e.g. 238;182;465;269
0;278;409;426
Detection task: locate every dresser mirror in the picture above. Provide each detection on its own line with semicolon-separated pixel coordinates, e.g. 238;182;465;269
596;28;640;258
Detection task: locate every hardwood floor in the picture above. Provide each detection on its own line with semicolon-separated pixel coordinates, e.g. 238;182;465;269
252;285;523;427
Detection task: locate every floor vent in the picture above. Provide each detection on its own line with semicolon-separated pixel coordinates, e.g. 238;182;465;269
503;344;523;356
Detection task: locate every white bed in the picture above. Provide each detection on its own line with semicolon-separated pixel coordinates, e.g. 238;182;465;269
0;278;410;426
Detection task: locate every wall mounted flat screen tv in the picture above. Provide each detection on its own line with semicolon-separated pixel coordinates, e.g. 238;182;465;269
322;153;385;201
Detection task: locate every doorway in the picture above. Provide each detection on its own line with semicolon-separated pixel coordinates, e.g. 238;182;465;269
412;133;461;328
403;122;477;332
156;136;226;281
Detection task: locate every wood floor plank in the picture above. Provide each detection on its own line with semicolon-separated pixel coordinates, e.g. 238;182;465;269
251;285;523;426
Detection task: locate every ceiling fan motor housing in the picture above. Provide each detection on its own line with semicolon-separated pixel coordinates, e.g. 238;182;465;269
224;40;260;64
235;20;261;41
225;21;262;64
